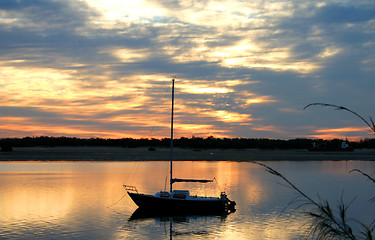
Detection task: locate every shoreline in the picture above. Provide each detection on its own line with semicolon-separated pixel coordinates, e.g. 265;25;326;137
1;146;375;161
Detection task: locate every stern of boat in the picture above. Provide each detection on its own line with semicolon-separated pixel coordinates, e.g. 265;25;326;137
221;192;236;212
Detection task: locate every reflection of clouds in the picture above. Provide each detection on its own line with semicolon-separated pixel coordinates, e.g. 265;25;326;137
1;174;74;221
229;213;308;240
213;162;267;206
4;161;370;239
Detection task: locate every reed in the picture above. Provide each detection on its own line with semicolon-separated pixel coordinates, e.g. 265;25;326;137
255;162;375;240
304;103;375;133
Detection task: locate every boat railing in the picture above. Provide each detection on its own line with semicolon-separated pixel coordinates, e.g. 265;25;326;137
189;195;220;200
123;185;138;193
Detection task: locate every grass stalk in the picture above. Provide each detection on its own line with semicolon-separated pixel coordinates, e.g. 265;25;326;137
255;162;374;240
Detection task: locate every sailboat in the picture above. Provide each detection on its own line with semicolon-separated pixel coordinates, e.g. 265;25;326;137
124;78;236;215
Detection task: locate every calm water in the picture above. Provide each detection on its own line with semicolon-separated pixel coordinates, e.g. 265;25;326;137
0;160;374;239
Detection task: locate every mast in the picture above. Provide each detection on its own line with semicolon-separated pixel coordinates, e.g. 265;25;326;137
170;78;175;192
168;78;213;189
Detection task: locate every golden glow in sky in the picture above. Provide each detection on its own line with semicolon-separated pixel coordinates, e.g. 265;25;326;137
0;0;374;140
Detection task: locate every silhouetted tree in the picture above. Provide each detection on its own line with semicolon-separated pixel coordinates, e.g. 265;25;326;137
0;136;372;149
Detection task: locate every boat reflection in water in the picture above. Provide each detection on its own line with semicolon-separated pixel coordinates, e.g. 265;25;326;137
128;207;235;240
129;208;235;221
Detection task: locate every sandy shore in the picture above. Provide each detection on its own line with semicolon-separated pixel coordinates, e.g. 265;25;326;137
1;146;375;161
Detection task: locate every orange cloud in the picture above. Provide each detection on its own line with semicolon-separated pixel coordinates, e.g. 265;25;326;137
315;127;368;133
252;125;287;134
307;126;372;141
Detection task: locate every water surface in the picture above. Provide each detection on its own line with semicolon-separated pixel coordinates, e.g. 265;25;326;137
0;160;374;239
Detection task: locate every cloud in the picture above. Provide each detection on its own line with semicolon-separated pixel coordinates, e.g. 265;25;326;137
0;0;374;140
314;4;375;24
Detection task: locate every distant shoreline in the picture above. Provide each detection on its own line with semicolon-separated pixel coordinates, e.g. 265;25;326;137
1;146;375;162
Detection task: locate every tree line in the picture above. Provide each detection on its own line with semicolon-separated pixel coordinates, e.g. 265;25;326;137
1;136;375;149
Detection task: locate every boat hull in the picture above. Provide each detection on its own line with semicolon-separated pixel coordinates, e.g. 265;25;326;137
127;192;230;214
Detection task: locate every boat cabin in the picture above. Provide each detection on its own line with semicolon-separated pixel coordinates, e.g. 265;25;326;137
155;190;190;199
172;190;189;199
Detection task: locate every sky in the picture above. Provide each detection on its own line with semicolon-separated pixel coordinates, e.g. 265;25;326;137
0;0;375;141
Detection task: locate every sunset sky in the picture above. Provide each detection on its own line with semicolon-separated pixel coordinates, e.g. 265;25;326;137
0;0;374;140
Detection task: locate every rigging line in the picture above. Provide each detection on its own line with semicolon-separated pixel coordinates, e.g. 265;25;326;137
122;161;139;185
224;162;231;191
213;177;224;193
106;192;128;209
148;84;172;139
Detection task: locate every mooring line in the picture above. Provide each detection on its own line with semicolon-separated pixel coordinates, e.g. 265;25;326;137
106;192;128;209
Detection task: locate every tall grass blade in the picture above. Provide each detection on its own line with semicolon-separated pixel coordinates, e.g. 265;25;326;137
304;103;375;133
254;162;375;240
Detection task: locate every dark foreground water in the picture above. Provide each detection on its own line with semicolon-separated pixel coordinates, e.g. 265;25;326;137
0;160;374;239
